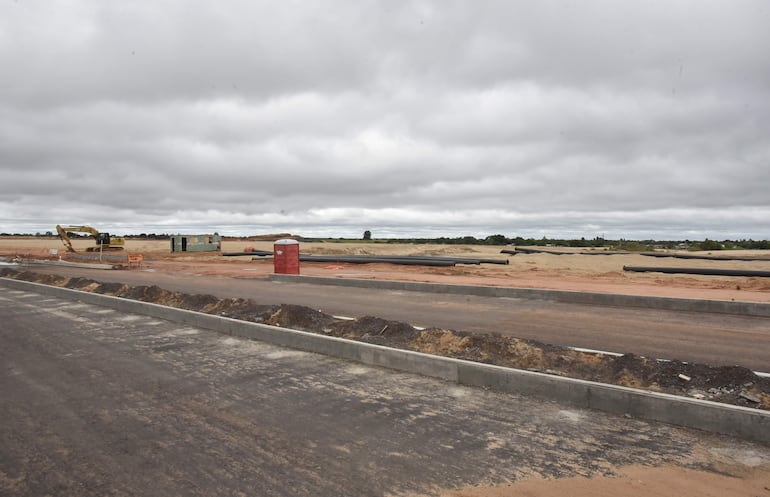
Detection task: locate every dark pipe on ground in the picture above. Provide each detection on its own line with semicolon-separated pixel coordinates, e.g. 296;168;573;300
223;250;273;257
255;256;458;266
501;248;622;256
360;255;508;265
503;248;770;261
247;253;507;266
623;266;770;278
639;252;770;262
334;255;477;264
297;255;457;266
503;247;572;255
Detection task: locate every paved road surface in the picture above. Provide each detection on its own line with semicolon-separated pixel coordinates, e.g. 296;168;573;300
2;287;768;496
13;264;770;371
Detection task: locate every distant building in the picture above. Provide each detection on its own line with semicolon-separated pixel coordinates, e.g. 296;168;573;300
170;233;222;252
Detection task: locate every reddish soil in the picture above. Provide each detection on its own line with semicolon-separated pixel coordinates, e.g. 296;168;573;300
444;463;770;497
3;237;770;302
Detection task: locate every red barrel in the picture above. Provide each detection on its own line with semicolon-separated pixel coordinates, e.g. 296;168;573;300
273;239;300;274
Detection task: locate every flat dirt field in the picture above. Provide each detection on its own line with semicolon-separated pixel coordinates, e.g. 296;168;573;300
445;463;770;497
3;237;770;496
3;236;770;302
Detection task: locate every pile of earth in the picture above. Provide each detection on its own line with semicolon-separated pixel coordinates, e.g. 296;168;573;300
2;267;768;410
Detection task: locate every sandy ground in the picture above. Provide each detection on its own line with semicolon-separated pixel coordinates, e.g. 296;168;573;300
445;462;770;497
3;237;770;303
3;237;770;495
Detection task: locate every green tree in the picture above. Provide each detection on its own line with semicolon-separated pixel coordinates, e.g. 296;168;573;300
484;234;508;245
363;230;372;240
698;239;724;251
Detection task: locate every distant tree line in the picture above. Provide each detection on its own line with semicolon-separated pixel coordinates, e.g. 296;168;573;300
690;238;770;250
6;232;770;250
7;232;172;240
370;234;770;250
123;234;172;240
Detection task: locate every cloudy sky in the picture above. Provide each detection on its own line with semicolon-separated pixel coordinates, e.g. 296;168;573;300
1;1;768;239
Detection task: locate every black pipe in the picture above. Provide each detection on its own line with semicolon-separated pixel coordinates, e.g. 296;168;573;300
508;247;572;255
223;250;273;257
639;252;770;262
341;255;477;264
573;251;629;256
501;248;621;256
246;252;506;266
298;255;457;266
474;258;510;265
358;255;508;265
623;266;770;278
503;248;770;261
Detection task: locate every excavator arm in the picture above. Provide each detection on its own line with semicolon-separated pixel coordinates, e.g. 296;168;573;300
56;225;79;252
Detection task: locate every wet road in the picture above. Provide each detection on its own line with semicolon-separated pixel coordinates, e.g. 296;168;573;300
2;286;768;496
13;264;770;371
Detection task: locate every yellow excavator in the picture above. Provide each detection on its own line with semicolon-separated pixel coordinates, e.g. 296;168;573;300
55;225;125;252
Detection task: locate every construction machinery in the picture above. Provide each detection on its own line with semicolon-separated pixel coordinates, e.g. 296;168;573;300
55;225;125;252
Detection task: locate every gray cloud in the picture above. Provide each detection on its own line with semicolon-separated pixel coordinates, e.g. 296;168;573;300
1;1;769;239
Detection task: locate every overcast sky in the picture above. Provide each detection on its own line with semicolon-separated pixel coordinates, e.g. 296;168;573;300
1;1;768;239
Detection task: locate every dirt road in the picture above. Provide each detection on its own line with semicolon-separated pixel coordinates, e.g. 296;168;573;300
2;286;769;496
14;263;770;371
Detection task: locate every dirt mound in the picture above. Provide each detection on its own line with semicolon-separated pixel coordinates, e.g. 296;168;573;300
64;277;102;292
203;298;276;322
97;282;130;295
178;293;221;311
332;315;422;347
264;304;337;331
2;267;768;410
121;285;182;306
13;270;66;286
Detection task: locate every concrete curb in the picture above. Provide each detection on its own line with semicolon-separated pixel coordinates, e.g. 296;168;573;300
268;274;770;317
23;259;119;270
2;277;769;444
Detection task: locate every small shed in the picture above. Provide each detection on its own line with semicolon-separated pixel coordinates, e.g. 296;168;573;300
170;233;222;253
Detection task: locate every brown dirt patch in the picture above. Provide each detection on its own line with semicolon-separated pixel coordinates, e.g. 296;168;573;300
443;463;770;497
3;237;770;302
263;304;338;331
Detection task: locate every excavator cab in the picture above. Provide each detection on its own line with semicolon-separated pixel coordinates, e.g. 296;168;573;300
95;232;111;246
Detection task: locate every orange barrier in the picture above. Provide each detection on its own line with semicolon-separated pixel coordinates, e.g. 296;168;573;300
127;254;143;269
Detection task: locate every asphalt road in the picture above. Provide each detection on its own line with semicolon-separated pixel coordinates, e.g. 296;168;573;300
2;286;767;496
13;264;770;371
